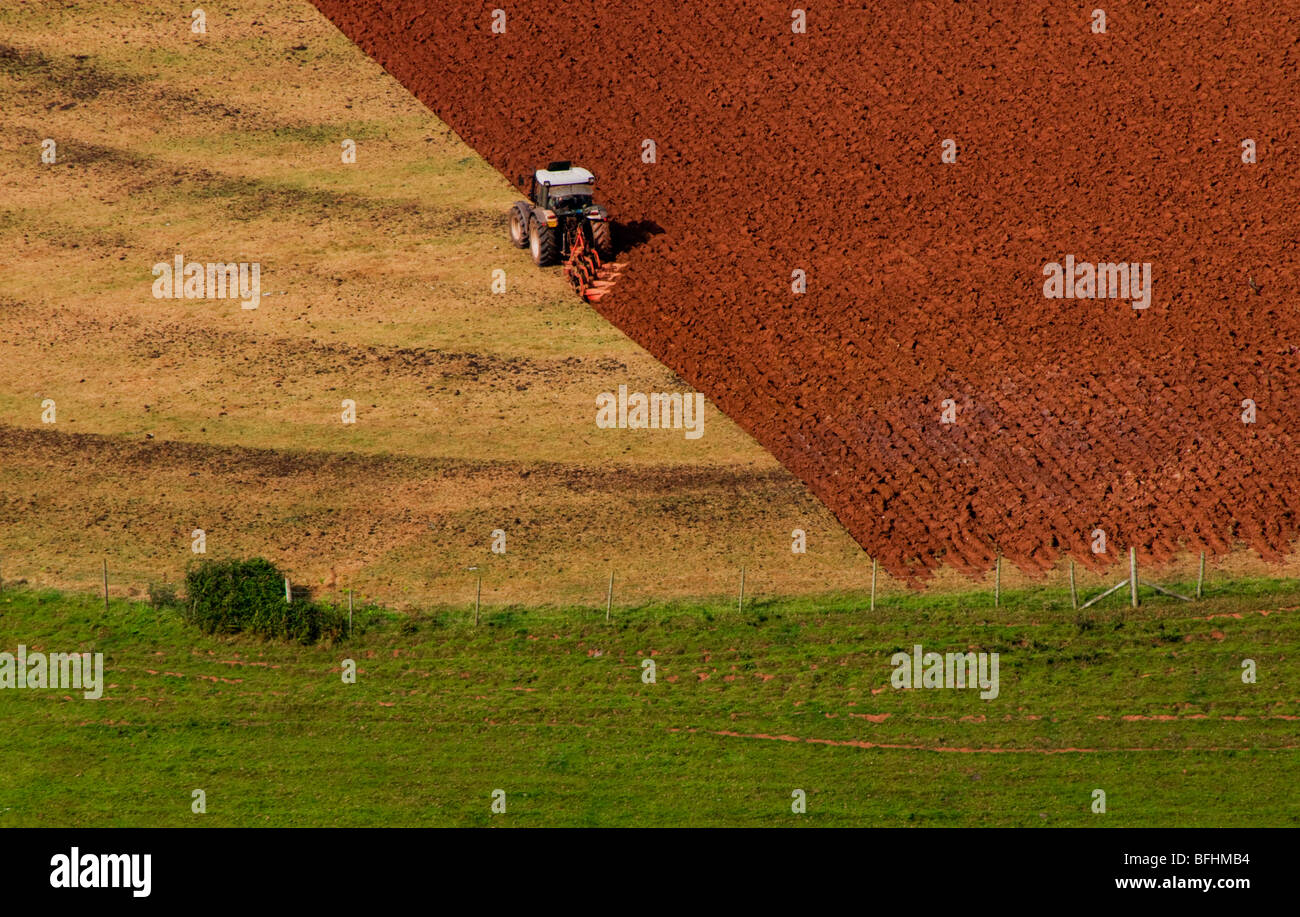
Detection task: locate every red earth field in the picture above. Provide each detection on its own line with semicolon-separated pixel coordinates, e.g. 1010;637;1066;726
311;0;1300;580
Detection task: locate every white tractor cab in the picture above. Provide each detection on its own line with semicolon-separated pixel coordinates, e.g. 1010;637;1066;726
508;160;613;267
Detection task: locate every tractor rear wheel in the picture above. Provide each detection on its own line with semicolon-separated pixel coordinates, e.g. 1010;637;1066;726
591;220;614;260
508;203;530;248
529;217;559;266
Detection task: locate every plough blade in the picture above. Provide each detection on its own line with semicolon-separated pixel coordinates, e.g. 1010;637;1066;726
562;227;625;304
582;263;625;303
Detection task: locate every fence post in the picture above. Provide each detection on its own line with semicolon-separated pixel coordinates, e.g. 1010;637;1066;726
474;575;482;626
348;588;353;637
1129;546;1138;608
1069;557;1078;610
102;559;109;614
284;576;291;604
994;554;1001;608
870;557;877;613
738;566;746;613
1197;551;1205;599
606;571;614;622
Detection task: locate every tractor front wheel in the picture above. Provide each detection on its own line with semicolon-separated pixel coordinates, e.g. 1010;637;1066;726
508;203;530;248
529;217;559;266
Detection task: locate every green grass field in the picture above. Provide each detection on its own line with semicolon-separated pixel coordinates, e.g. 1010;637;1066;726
2;581;1296;826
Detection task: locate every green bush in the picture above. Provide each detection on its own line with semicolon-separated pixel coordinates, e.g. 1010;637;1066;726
183;557;344;644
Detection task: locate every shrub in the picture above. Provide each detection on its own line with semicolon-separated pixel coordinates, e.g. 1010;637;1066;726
184;557;342;644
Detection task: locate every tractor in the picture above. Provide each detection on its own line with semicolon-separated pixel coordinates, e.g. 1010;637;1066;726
508;161;614;268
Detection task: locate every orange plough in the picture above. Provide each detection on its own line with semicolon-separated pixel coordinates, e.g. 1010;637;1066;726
562;223;625;304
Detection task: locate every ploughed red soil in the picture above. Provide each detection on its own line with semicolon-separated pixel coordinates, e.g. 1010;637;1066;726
311;1;1300;580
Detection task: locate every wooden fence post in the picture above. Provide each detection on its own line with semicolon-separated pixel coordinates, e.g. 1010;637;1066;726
870;557;877;613
1129;546;1138;608
1069;557;1078;610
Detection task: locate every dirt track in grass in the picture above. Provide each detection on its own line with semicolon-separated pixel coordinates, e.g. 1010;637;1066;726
311;0;1300;580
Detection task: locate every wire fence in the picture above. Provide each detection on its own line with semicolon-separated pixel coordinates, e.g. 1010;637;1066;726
0;545;1286;625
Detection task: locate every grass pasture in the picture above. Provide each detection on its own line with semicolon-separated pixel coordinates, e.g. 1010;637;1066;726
0;582;1296;827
